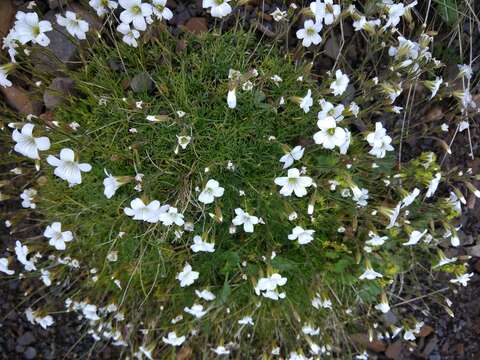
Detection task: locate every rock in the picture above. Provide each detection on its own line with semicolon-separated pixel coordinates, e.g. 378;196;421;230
130;72;154;93
351;333;387;353
17;332;35;346
176;346;192;360
0;0;15;48
419;324;434;337
382;310;398;326
385;342;403;359
0;86;43;115
43;77;75;109
184;17;208;34
68;3;102;31
23;347;37;359
466;244;480;258
324;34;340;60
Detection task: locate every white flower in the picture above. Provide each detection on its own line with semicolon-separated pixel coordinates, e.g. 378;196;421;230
89;0;118;16
274;168;313;197
288;351;311;360
458;64;473;79
124;198;168;223
12;123;51;160
184;304;207;319
450;272;474;287
339;128;351;155
384;2;417;29
428;77;443;99
403;229;428;246
119;0;153;31
238;316;254;326
103;170;126;199
366;122;394;158
117;22;140;47
0;258;14;275
359;266;383;280
227;88;236;109
386;203;401;229
296;20;322;47
162;331;186;346
46;148;92;186
313;116;347;149
280;146;304;169
401;188;420;208
56;11;89;40
351;186;369;207
15;240;36;271
299;89;313;113
0;65;12;88
31;312;54;329
190;235;215;253
202;0;232;18
198;179;224;204
312;295;332;309
82;304;100;321
159;207;185;226
365;232;388;246
288;226;315;245
176;263;199;287
212;346;230;355
271;8;287;22
318;99;344;122
176;135;191;150
330;69;349;96
310;0;341;25
44;222;73;250
232;208;259;233
302;325;320;335
41;269;52;286
152;0;173;21
20;188;37;209
195;289;216;301
255;273;287;300
14;12;52;46
353;16;381;32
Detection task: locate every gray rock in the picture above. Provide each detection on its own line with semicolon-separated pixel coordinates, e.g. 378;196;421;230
466;244;480;257
23;347;37;359
130;72;154;93
43;77;75;109
17;332;35;346
48;0;71;9
324;34;340;60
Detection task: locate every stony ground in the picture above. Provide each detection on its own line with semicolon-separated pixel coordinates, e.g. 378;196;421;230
1;0;479;359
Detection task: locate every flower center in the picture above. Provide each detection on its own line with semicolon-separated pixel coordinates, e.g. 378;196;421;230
306;28;315;36
132;5;141;14
327;128;336;135
215;0;225;5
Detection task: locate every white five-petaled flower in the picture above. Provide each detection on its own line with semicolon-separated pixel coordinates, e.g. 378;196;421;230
195;289;216;301
426;173;441;198
0;65;12;88
255;273;287;300
82;303;100;321
288;226;315;245
366;122;394;158
0;258;15;275
296;20;322;47
238;316;254;326
299;89;313;113
450;273;474;287
401;188;420;208
198;179;224;204
313;116;347;150
330;69;349;96
184;304;207;319
365;232;388;246
119;0;153;31
162;331;186;346
103;170;124;199
20;188;37;209
280;146;304;169
402;229;427;246
176;263;199;287
374;300;391;314
202;0;232;18
56;11;89;40
190;235;215;253
274;168;313;197
124;198;168;223
116;22;140;47
310;0;341;25
47;148;92;186
232;208;259;233
318;99;344;122
212;346;230;355
12;123;51;160
44;222;73;250
14;11;52;47
359;266;383;280
159;207;185;226
14;240;36;271
151;0;173;21
89;0;118;16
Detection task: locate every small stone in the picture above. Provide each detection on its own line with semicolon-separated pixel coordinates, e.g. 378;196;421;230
184;17;208;34
0;0;15;48
43;77;76;109
17;332;35;346
466;244;480;258
419;324;434;337
324;34;340;60
351;333;387;353
0;86;43;115
49;0;71;9
130;72;154;93
23;347;37;359
385;341;403;359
